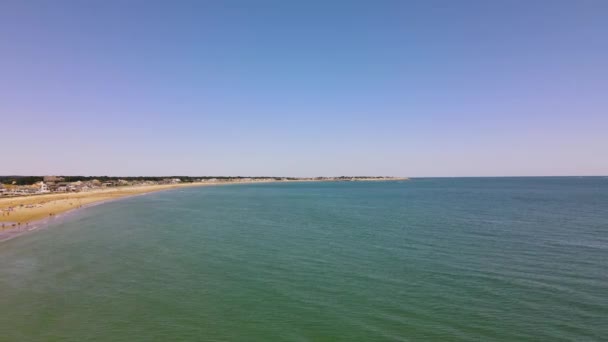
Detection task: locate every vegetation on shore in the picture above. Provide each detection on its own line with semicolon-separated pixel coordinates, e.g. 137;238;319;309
0;176;286;186
0;175;407;186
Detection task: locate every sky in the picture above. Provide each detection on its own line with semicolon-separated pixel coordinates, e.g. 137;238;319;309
1;0;607;177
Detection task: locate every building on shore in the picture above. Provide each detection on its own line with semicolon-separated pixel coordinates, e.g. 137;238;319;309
35;181;50;194
161;178;182;184
43;176;65;183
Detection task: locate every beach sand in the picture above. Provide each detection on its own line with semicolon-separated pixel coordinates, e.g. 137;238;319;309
0;182;239;227
0;178;405;241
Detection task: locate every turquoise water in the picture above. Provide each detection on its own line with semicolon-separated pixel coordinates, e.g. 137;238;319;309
0;178;607;341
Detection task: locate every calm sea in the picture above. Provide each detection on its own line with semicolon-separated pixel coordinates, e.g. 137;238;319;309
0;178;607;341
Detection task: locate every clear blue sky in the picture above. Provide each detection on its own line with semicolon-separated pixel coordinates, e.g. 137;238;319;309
1;0;606;177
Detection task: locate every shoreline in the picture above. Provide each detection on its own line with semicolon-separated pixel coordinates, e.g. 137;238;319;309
0;180;270;243
0;194;145;243
0;178;407;243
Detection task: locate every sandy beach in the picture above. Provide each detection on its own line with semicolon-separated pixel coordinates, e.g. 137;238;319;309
0;181;274;242
0;178;406;242
0;181;253;230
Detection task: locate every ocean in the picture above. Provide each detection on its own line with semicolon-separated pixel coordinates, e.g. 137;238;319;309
0;178;607;341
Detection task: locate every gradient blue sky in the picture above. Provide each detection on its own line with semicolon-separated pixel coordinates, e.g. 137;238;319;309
1;0;607;177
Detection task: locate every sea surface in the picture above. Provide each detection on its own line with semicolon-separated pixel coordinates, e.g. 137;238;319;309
0;178;607;341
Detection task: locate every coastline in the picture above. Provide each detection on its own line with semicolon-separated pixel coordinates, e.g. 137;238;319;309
0;178;407;243
0;194;142;243
0;180;267;243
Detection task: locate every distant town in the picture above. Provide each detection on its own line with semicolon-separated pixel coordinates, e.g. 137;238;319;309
0;176;407;197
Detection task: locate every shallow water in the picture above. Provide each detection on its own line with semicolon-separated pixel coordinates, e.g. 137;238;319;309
0;178;607;341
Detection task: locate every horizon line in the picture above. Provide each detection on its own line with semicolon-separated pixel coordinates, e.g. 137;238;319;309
1;175;607;178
